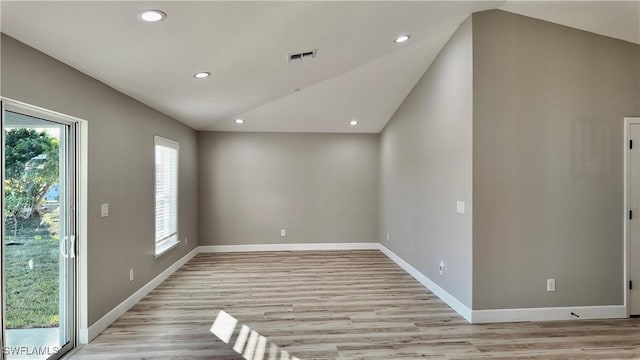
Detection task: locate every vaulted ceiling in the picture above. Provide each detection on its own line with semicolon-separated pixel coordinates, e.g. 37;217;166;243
2;1;638;133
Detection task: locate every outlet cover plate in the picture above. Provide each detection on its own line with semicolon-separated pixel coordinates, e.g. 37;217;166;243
101;203;109;217
547;278;556;292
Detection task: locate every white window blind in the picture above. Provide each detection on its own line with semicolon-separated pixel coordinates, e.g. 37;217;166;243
155;136;179;256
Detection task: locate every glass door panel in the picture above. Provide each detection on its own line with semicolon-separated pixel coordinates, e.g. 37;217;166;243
2;107;75;360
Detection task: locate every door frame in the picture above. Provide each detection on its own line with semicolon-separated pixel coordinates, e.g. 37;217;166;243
1;101;6;360
0;97;88;359
624;117;640;317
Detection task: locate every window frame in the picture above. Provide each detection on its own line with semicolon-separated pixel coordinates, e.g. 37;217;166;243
154;135;180;258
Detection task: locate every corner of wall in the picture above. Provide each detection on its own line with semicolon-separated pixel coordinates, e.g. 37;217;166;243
379;13;474;311
470;8;637;315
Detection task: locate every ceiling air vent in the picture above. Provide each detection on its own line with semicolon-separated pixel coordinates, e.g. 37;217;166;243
288;49;317;63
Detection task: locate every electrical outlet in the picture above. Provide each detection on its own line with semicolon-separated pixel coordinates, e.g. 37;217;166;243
101;203;109;217
281;229;286;237
456;201;465;214
439;261;446;276
129;269;134;282
547;278;556;292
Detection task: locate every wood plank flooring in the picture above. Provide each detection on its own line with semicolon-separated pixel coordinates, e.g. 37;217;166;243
71;250;640;359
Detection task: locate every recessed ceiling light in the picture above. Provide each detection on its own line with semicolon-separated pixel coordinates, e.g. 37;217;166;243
235;119;245;125
194;72;211;79
138;10;166;22
291;88;301;93
349;120;359;126
395;35;411;43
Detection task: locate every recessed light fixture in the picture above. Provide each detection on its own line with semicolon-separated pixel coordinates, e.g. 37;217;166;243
235;119;245;125
291;88;301;93
349;120;359;126
394;35;411;43
138;10;166;22
194;72;211;79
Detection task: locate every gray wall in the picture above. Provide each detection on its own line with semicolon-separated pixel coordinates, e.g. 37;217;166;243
380;18;473;307
472;10;640;309
1;34;199;324
4;7;637;325
198;131;379;245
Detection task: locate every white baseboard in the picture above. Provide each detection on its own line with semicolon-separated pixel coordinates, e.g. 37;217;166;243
80;242;628;344
377;244;626;324
199;242;379;253
471;305;626;323
79;247;199;344
377;244;473;322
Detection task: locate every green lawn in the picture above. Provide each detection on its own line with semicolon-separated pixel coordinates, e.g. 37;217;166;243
5;213;60;329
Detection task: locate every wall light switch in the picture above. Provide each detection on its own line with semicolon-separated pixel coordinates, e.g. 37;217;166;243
456;201;465;214
547;278;556;292
101;203;109;217
281;229;286;237
129;269;134;282
386;232;390;241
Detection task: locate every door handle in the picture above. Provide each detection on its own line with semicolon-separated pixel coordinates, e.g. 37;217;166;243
60;236;69;258
60;235;76;259
69;235;76;259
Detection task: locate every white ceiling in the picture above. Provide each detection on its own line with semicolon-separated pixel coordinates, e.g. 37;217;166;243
1;1;638;133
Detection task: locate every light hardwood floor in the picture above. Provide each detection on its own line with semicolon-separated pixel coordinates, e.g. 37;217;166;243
71;250;640;359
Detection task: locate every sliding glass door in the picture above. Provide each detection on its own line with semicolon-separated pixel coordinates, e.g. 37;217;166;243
2;101;76;360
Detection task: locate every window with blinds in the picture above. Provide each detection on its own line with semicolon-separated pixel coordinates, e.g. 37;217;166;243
154;136;179;257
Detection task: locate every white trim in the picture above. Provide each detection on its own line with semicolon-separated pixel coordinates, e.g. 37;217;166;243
154;237;181;258
1;101;6;357
624;117;640;317
1;97;88;357
1;97;89;126
377;244;472;322
154;135;179;150
154;135;179;258
199;242;379;253
377;244;625;324
79;244;376;344
79;247;198;344
77;242;630;344
471;305;626;323
77;118;89;344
